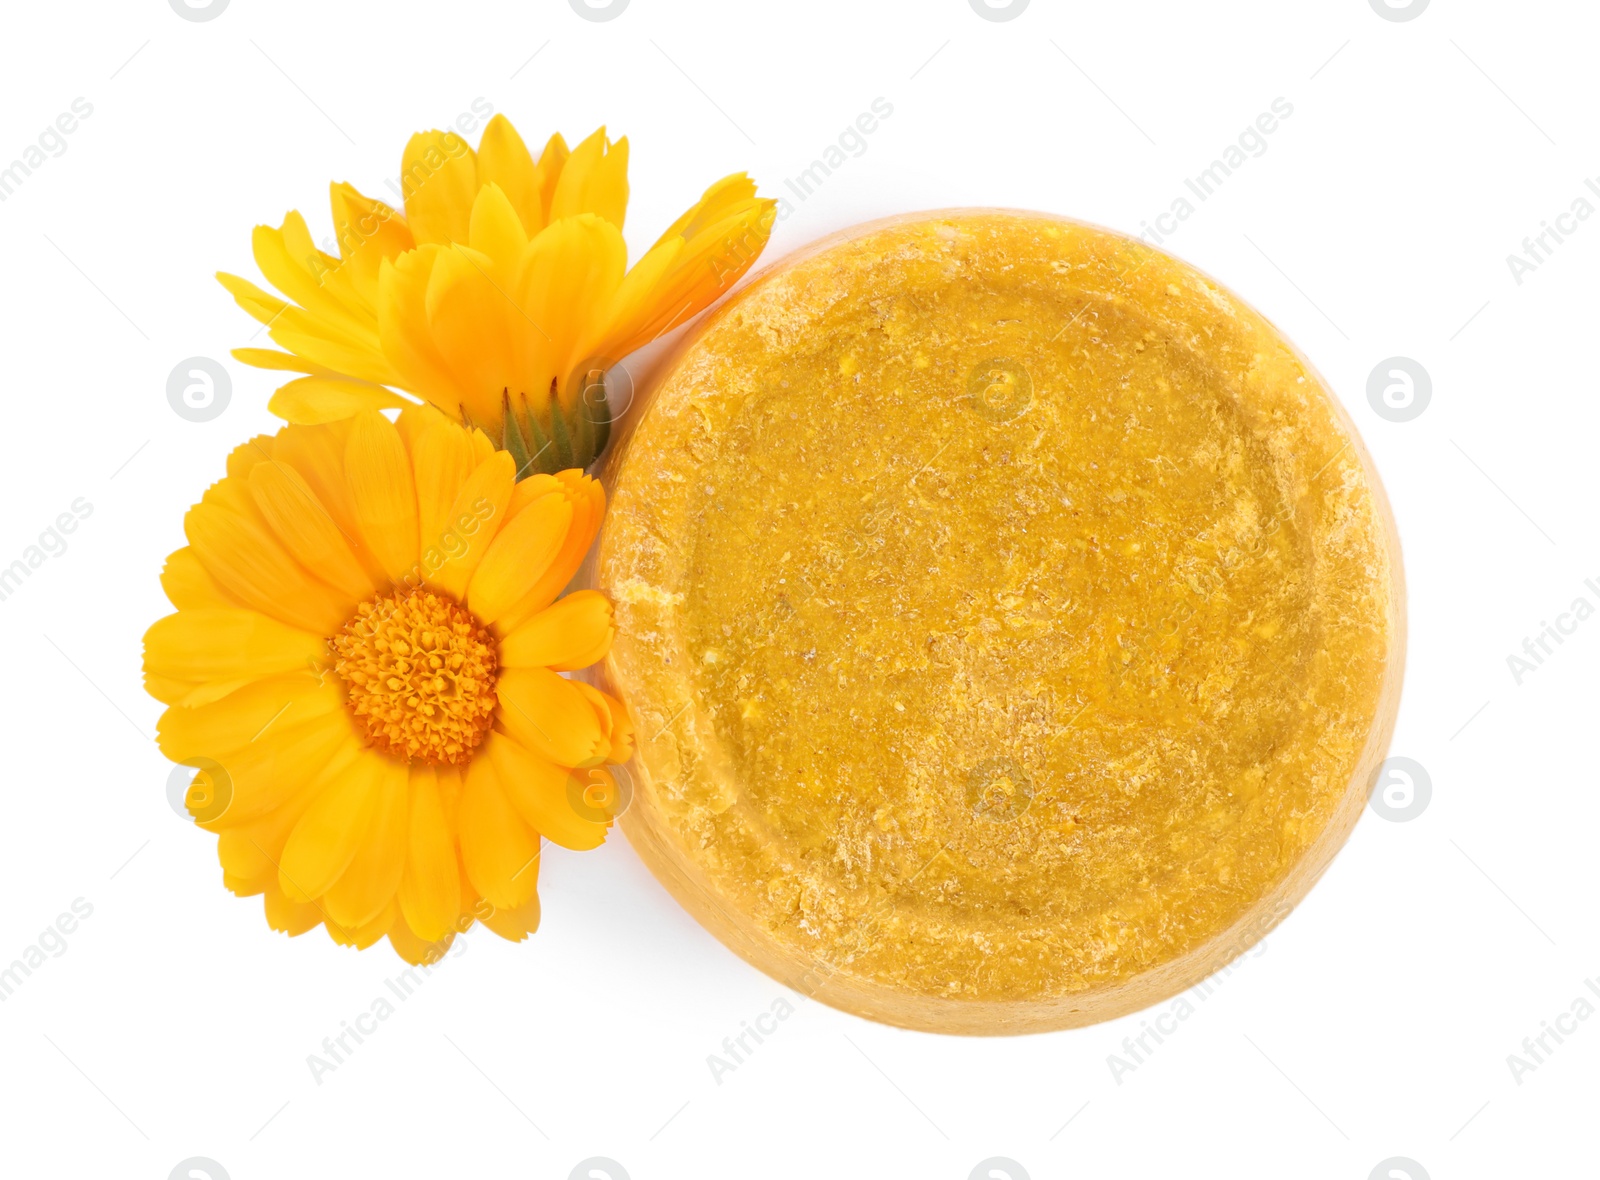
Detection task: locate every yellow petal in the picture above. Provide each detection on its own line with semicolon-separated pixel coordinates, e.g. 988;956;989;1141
327;898;397;949
222;434;274;481
279;752;386;903
579;682;634;764
269;375;414;425
202;714;359;828
156;672;341;767
217;770;326;886
571;234;683;368
144;609;326;689
224;870;270;898
425;451;516;599
607;704;635;765
145;675;202;707
249;459;375;602
434;764;464;833
459;745;542;909
574;178;775;367
217;271;289;325
650;171;762;249
251;213;374;342
534;132;569;222
389;920;454;964
266;305;397;386
467;182;529;263
185;496;351;635
488;732;608;851
327;181;414;305
400;130;478;245
160;547;240;611
232;347;342;377
465;492;571;624
467;425;496;465
226;872;269;899
422;244;522;428
508;473;562;502
548;128;628;230
590;187;777;362
571;679;617;757
475;115;543;236
500;589;613;671
396;764;461;942
323;757;409;928
495;667;608;767
411;419;480;560
265;423;389;593
498;470;606;629
477;893;541;943
264;422;358;540
264;883;326;936
344;410;419;581
377;249;465;415
515;215;627;410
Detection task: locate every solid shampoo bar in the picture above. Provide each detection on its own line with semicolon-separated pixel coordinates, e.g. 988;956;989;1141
597;211;1404;1033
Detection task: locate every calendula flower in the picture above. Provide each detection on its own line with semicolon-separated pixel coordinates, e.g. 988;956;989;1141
219;115;776;475
144;407;633;963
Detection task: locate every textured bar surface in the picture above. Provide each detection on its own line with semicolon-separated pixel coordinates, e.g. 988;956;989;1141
597;211;1403;1033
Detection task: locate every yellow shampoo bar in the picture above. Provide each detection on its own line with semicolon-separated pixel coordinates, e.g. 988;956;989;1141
596;211;1404;1033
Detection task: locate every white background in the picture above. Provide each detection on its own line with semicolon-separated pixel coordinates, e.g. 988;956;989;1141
0;1;1594;1177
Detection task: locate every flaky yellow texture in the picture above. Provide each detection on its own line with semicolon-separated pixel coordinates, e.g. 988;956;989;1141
598;212;1400;1030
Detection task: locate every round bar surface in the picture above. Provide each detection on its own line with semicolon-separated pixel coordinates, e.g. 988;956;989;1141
596;210;1404;1034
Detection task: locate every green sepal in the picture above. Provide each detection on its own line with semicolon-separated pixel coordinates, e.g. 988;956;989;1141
576;366;612;460
520;397;554;478
499;389;534;479
548;391;576;470
482;381;608;481
573;387;595;472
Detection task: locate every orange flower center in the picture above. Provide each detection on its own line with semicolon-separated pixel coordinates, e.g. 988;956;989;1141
331;587;499;766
